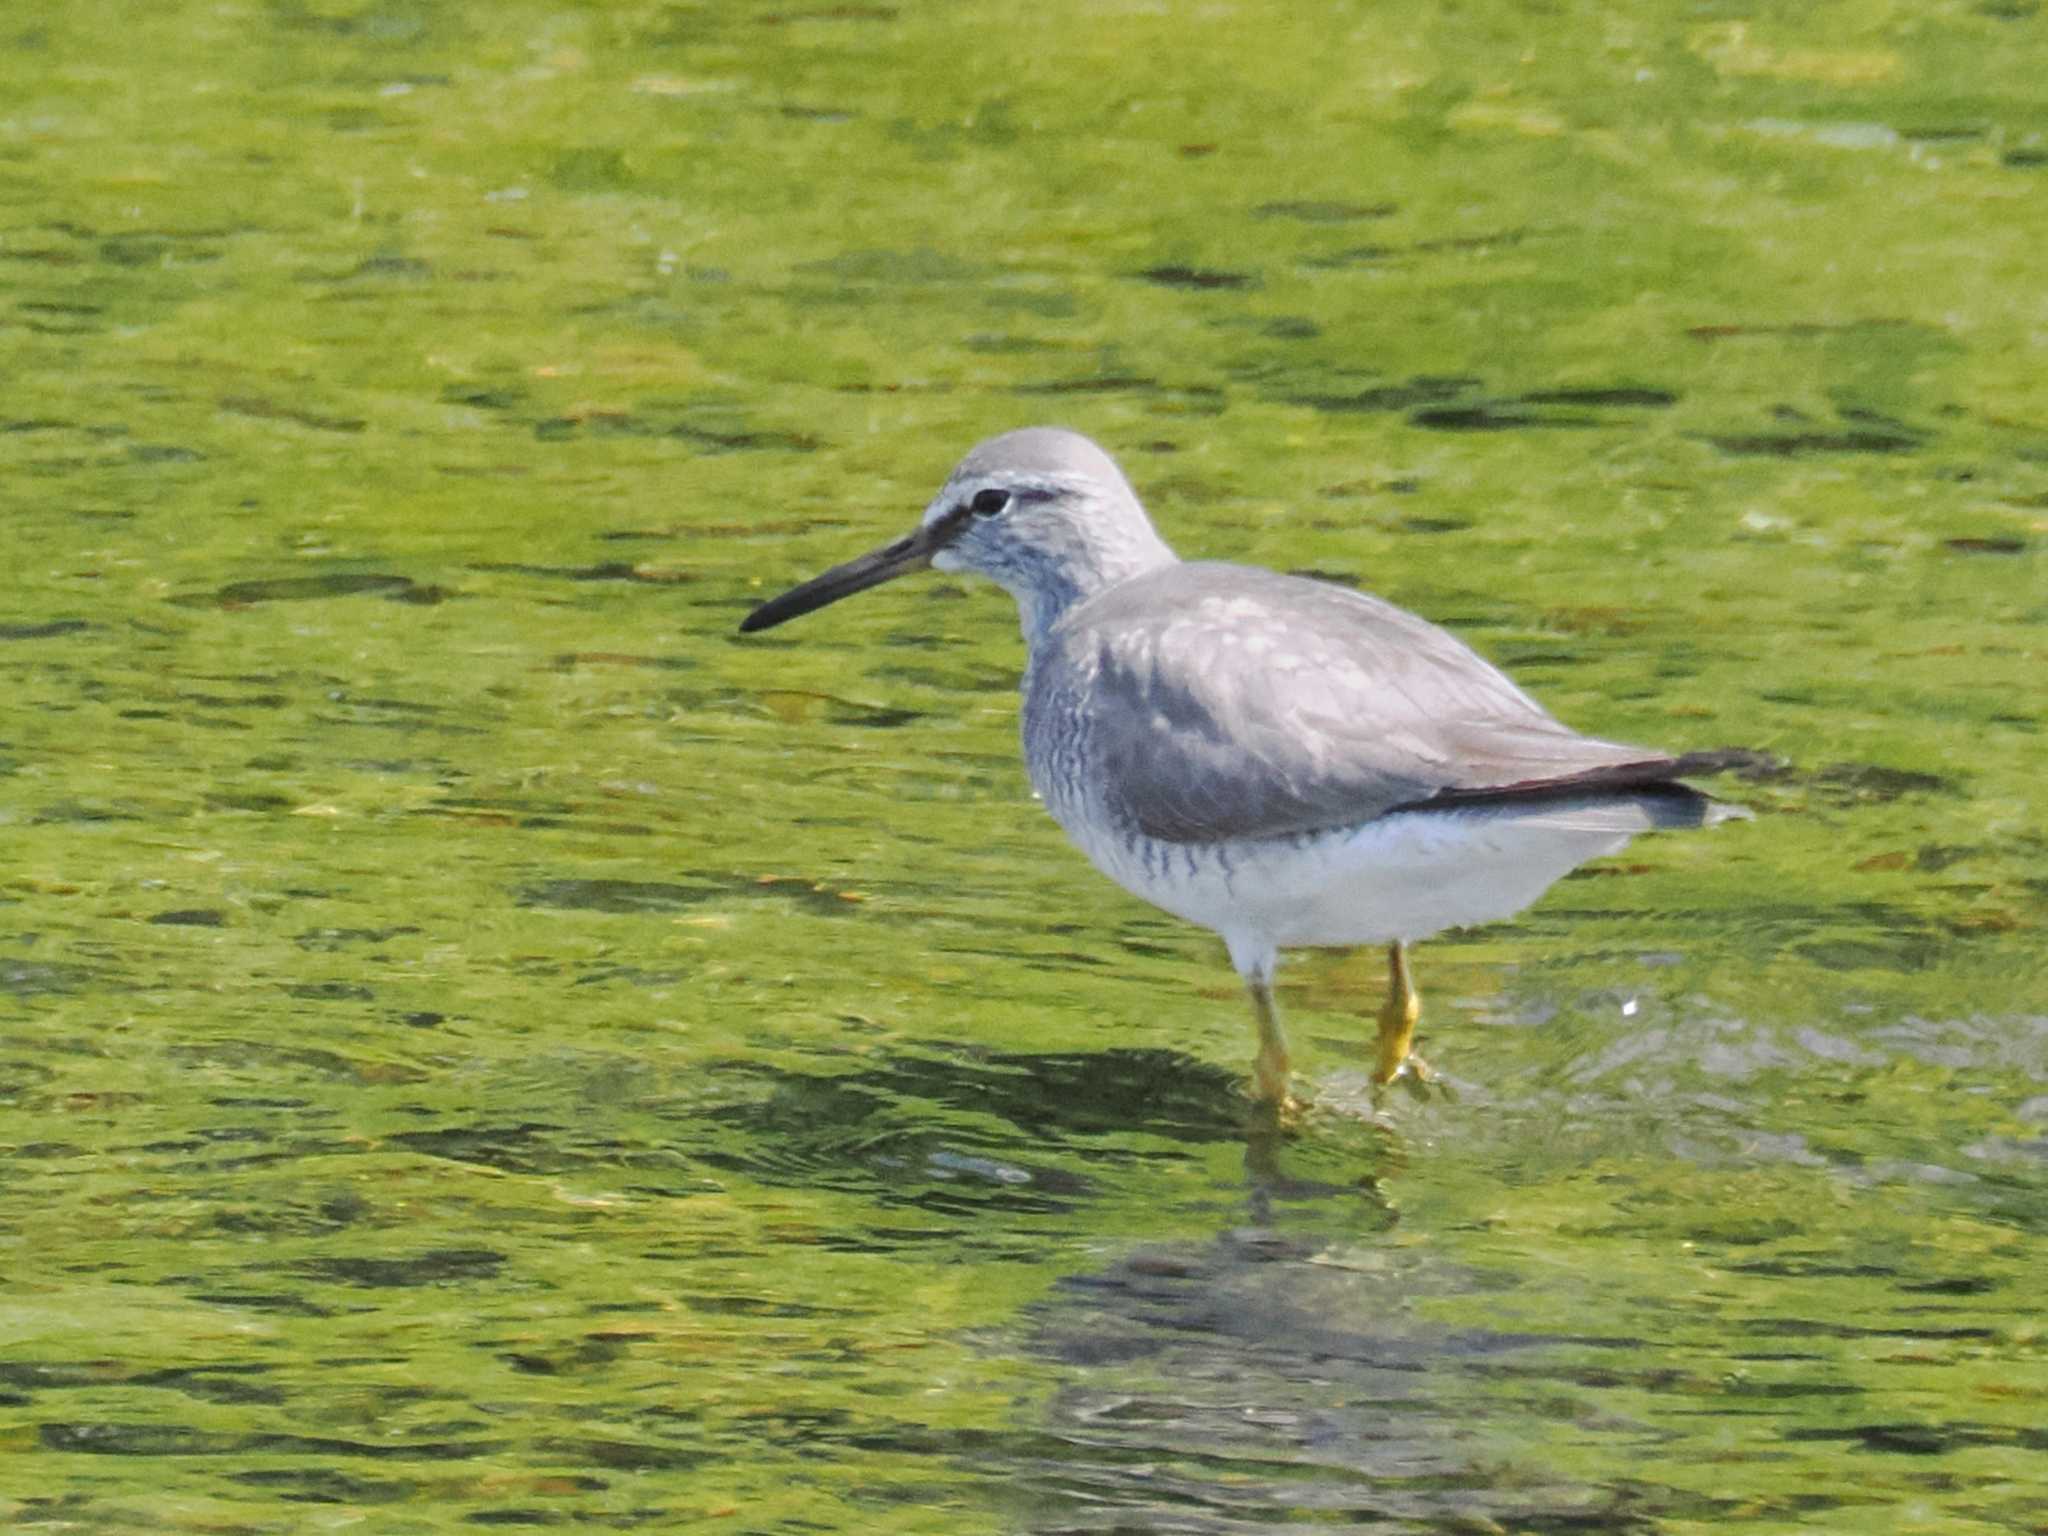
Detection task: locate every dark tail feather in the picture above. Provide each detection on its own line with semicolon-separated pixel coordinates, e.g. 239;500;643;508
1665;747;1777;780
1401;746;1771;819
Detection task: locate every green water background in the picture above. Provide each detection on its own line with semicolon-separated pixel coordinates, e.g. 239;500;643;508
2;2;2043;1530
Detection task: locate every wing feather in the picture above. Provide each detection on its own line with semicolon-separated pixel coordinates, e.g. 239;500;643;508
1032;563;1699;845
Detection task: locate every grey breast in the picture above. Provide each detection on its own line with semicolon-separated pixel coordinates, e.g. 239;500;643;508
1024;563;1672;846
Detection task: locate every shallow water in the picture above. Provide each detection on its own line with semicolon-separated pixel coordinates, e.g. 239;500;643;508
2;2;2044;1531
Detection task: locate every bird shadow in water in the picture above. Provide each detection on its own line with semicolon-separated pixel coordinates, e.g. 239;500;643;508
691;1044;1401;1239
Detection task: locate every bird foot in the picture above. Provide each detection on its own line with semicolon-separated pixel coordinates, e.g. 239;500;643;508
1242;1082;1313;1132
1372;1053;1456;1105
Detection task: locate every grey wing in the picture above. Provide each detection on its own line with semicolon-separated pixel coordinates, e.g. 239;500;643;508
1042;564;1678;844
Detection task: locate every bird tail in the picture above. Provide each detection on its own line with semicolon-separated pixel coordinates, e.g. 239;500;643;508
1409;745;1770;828
1634;782;1753;830
1450;783;1742;836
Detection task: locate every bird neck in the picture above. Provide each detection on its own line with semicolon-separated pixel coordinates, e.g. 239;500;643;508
1012;520;1177;649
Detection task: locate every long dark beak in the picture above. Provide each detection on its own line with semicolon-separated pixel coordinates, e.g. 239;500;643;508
738;517;955;633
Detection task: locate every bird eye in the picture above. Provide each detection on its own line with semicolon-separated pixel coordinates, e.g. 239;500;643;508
969;488;1011;517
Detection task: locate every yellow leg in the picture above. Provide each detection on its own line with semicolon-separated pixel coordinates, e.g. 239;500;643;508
1372;941;1424;1085
1247;975;1291;1105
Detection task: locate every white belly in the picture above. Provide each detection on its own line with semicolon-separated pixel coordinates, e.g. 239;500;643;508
1059;801;1648;952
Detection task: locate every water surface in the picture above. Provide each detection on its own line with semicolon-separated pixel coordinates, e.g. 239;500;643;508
2;2;2044;1531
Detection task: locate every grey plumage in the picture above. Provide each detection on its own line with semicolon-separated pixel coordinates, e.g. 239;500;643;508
1026;561;1721;845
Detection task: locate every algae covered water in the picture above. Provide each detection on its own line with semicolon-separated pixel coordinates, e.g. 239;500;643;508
2;3;2043;1531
